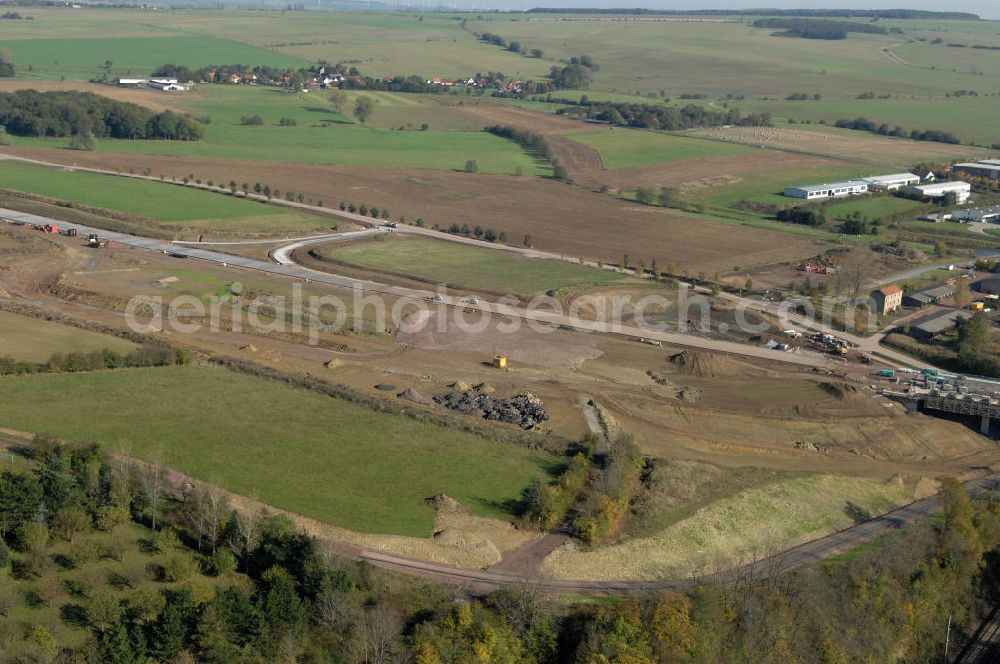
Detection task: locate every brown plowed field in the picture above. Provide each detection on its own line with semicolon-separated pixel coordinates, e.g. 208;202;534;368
578;151;852;191
445;102;603;136
0;80;197;114
1;147;824;274
446;103;608;179
692;126;991;166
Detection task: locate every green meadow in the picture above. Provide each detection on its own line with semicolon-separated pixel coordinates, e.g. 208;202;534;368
326;234;631;295
9;86;550;175
0;365;557;537
0;162;324;233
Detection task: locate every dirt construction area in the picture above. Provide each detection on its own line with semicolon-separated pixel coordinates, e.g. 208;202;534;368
2;227;999;580
1;146;824;274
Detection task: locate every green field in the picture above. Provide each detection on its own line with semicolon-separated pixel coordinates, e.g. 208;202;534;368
5;35;306;80
9;86;549;175
823;196;926;220
326;235;631;295
0;162;325;234
0;365;556;537
0;311;138;363
567;129;755;169
731;96;1000;147
686;162;863;211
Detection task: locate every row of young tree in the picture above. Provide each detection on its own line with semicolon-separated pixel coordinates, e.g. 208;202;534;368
2;430;998;663
0;48;15;78
484;124;569;179
0;90;203;140
834;116;961;144
558;101;771;131
0;343;189;376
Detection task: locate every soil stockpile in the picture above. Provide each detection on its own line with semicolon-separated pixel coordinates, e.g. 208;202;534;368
433;390;549;429
669;350;748;378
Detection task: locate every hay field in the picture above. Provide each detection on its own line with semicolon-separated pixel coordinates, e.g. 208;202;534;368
0;365;557;537
691;125;991;166
0;310;137;362
464;16;997;100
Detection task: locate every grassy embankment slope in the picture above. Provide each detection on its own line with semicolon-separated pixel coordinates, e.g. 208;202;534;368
0;310;138;363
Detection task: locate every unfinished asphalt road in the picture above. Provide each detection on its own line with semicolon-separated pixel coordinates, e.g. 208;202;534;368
0;208;832;369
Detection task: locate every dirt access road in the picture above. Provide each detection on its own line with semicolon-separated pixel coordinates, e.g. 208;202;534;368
340;470;1000;595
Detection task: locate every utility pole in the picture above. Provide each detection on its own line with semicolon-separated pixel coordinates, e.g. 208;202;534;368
945;612;953;661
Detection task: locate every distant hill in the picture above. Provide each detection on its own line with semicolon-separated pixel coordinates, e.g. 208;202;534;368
526;8;980;20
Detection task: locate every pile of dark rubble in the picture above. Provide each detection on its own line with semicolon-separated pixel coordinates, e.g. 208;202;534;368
433;390;549;430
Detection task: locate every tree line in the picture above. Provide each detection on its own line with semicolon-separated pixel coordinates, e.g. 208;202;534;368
526;7;979;18
0;90;204;140
0;48;15;78
558;100;771;131
754;18;890;40
0;344;190;376
484;124;568;179
834;116;961;144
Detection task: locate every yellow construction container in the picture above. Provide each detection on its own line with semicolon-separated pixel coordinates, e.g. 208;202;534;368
493;354;508;369
968;301;985;311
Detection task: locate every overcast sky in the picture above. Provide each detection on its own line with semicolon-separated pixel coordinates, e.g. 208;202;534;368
482;1;999;20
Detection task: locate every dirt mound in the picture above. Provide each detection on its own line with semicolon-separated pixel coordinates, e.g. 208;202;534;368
677;387;703;402
374;383;396;391
238;344;258;353
818;382;864;401
425;493;462;514
323;358;342;369
474;382;496;394
451;380;473;391
398;387;433;404
669;351;748;378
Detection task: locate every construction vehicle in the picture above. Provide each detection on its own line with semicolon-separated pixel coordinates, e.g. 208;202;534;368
86;234;109;248
60;228;78;237
38;224;59;234
492;354;508;369
878;369;896;378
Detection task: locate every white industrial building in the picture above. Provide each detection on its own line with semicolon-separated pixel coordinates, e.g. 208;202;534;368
907;181;972;204
115;77;185;91
863;172;920;191
147;80;187;92
783;180;870;200
953;159;1000;181
953;205;1000;223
